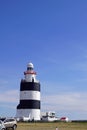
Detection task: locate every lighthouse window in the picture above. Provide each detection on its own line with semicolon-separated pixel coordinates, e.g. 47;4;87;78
27;67;29;70
27;67;33;70
32;78;34;82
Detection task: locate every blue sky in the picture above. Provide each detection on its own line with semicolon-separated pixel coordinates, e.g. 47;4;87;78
0;0;87;120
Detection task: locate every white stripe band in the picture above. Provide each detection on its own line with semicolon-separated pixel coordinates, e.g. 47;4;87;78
20;91;40;100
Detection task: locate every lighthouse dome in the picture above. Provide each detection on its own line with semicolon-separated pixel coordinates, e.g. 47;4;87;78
27;62;34;68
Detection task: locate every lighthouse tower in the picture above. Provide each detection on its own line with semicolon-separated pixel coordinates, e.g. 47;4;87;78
16;62;41;121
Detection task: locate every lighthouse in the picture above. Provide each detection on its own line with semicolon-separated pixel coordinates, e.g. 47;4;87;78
16;62;41;121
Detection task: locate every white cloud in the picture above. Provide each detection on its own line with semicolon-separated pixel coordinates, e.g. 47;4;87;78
2;88;86;112
41;92;87;112
0;104;16;109
0;89;87;119
72;62;87;71
0;79;9;88
0;90;19;103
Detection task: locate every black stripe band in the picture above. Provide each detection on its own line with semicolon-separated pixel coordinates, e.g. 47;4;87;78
17;100;40;109
20;82;40;91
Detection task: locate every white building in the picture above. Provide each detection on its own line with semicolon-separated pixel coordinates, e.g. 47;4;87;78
41;111;58;122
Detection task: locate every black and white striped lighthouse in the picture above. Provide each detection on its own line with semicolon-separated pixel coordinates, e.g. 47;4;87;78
16;62;41;121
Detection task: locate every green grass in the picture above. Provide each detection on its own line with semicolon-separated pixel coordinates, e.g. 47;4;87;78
17;122;87;130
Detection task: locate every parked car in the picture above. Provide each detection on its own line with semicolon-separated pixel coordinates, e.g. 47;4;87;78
2;118;17;130
0;120;5;130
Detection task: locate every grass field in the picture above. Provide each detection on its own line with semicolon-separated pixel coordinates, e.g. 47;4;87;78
16;122;87;130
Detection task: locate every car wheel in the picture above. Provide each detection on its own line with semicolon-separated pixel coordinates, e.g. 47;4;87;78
12;125;17;130
2;129;5;130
